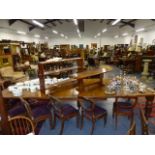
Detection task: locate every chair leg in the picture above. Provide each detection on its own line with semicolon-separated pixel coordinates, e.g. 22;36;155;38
52;114;56;129
60;120;65;135
76;115;80;128
80;112;84;130
49;115;53;129
104;114;107;127
90;119;96;135
115;115;118;130
112;103;116;119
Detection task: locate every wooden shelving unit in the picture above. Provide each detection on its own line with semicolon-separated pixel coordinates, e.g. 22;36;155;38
44;66;79;76
38;57;84;93
0;42;20;68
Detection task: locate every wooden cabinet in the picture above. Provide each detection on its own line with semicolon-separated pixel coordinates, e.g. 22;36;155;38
0;42;20;68
38;57;84;93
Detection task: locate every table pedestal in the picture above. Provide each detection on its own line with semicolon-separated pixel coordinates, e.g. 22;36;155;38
141;59;152;80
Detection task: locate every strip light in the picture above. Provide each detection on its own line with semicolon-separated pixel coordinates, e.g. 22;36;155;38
97;33;101;36
52;30;58;34
60;33;64;37
114;35;119;38
102;28;107;33
34;34;40;38
77;29;80;33
112;19;121;26
122;33;128;36
17;31;26;35
136;28;145;32
45;36;48;40
32;20;44;28
73;19;78;25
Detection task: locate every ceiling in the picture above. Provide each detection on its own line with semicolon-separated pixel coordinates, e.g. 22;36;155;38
1;19;155;39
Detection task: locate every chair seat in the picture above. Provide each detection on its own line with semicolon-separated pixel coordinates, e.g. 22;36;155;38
32;105;51;118
116;101;133;113
56;104;78;117
27;99;49;108
117;101;132;107
8;105;25;117
86;105;107;118
148;112;155;117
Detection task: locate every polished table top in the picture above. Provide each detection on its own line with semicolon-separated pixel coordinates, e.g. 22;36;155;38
71;67;111;79
2;78;155;100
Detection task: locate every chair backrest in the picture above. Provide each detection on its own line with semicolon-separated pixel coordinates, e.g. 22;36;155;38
78;96;95;112
8;115;35;135
48;95;63;113
145;95;155;118
140;108;149;135
19;97;34;120
115;96;137;109
128;120;136;135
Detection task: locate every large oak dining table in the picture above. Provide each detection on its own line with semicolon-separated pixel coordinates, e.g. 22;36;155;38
1;66;155;134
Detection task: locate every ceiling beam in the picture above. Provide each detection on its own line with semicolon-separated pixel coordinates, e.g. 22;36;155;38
100;19;104;23
119;19;137;28
44;19;59;25
8;19;18;26
65;19;71;22
106;19;114;25
19;19;35;27
29;19;60;31
51;23;56;26
58;20;63;24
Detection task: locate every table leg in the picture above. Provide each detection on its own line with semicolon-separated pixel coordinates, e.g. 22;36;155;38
0;88;10;134
100;73;104;85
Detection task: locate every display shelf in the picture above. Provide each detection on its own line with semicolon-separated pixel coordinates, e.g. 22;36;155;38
38;57;84;93
44;66;79;76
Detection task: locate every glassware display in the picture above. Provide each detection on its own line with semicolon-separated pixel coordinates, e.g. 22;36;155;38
105;74;141;94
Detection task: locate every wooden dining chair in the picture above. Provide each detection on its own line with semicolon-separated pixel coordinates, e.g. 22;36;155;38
78;96;107;134
144;96;155;119
140;107;149;135
48;95;80;135
8;115;35;135
19;97;53;132
127;119;136;135
113;96;137;129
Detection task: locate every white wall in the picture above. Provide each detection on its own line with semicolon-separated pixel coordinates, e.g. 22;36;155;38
48;36;126;48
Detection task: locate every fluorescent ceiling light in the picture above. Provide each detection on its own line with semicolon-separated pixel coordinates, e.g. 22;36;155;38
77;29;80;33
97;33;101;36
17;31;26;35
34;34;40;38
60;33;64;37
122;33;128;36
94;36;97;38
73;19;78;25
65;36;68;39
78;34;81;38
52;30;58;34
136;28;145;32
102;28;107;33
32;20;44;28
114;35;119;38
112;19;121;26
45;36;48;40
